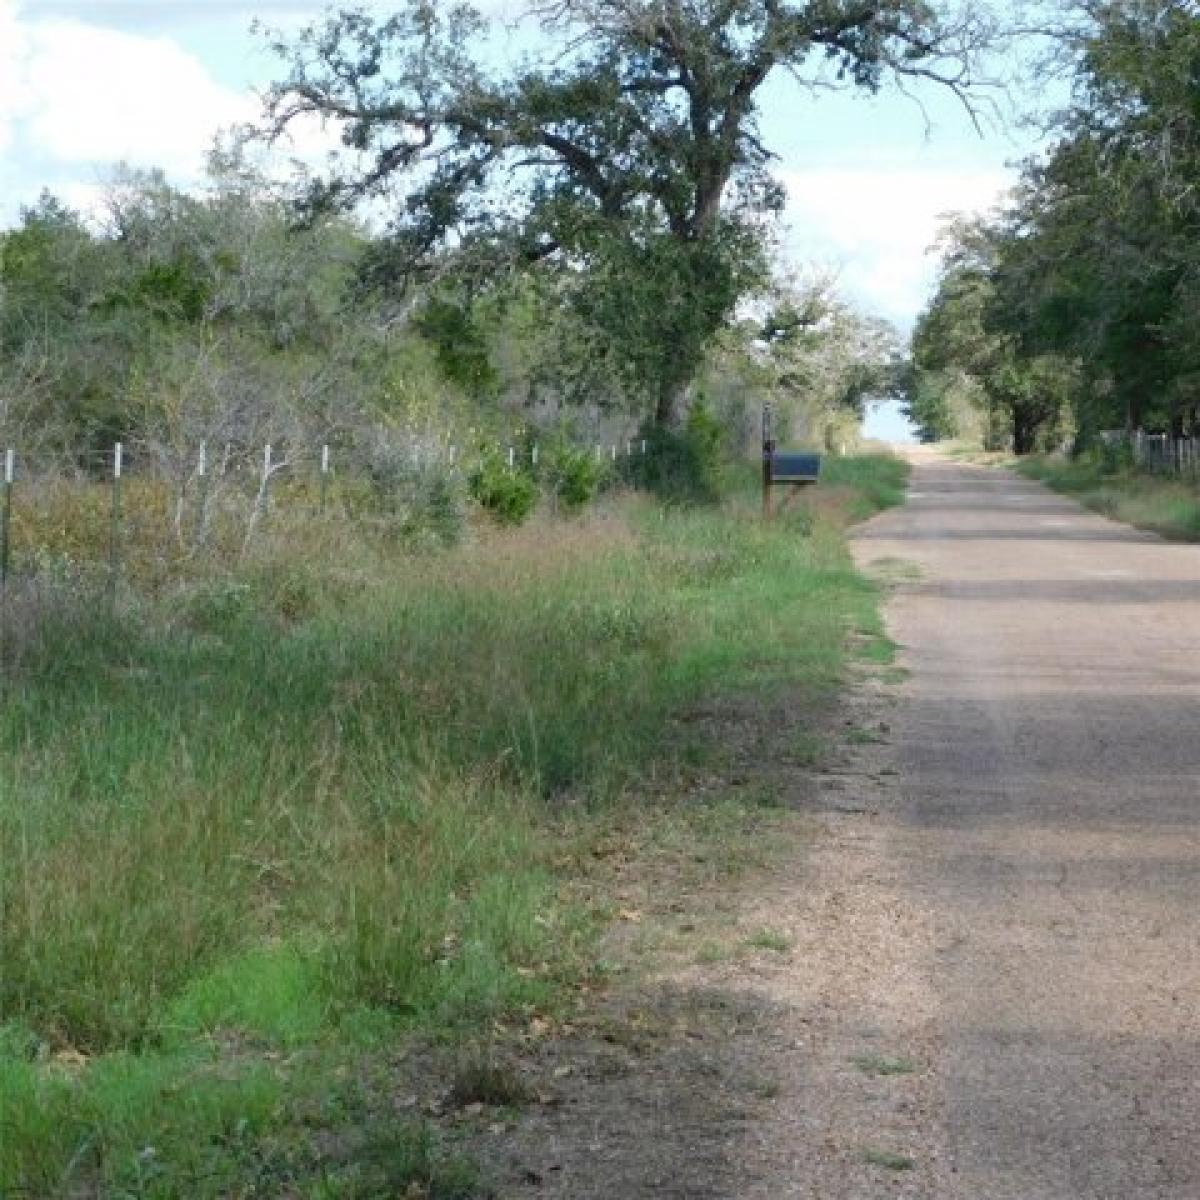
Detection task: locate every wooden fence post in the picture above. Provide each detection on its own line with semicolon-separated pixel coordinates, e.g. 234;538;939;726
762;404;775;520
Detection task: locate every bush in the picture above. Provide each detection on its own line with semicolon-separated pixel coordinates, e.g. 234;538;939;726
626;400;726;503
468;451;539;525
1089;438;1135;474
543;441;607;510
357;435;467;546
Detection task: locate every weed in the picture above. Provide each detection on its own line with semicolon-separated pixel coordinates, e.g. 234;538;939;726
790;733;823;766
344;1121;482;1199
747;1073;782;1100
852;1054;917;1077
845;727;884;746
1018;455;1200;542
863;1147;916;1171
820;454;910;518
746;929;793;955
450;1050;534;1109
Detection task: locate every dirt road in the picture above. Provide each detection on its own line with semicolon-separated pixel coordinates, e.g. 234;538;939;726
483;450;1200;1198
849;450;1200;1197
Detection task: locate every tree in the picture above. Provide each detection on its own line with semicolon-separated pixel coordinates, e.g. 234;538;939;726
927;2;1200;446
262;0;996;428
912;217;1078;453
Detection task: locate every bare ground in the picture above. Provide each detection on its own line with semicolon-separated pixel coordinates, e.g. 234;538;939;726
453;664;938;1199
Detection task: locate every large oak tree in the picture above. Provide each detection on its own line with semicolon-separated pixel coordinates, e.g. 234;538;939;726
264;1;995;427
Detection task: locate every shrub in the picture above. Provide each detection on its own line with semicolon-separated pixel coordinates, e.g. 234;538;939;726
1089;438;1135;474
626;399;726;503
543;441;607;510
357;434;467;545
468;451;538;525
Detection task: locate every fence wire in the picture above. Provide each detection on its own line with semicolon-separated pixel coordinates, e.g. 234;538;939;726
1098;430;1200;478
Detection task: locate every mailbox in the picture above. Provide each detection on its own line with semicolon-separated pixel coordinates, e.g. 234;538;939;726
769;452;822;484
761;404;821;518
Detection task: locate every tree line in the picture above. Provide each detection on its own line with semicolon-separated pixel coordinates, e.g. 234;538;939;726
909;1;1200;454
0;1;1016;484
0;158;896;484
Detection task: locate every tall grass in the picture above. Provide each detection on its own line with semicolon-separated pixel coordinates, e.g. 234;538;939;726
0;457;905;1196
1018;454;1200;540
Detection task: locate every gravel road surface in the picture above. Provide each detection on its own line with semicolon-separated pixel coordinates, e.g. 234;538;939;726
852;450;1200;1198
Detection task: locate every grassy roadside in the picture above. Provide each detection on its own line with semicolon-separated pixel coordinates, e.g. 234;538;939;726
1017;455;1200;541
1;455;907;1198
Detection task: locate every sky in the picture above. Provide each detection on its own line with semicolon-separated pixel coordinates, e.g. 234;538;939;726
0;1;1049;441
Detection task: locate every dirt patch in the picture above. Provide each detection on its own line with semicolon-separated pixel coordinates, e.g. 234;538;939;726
440;663;943;1198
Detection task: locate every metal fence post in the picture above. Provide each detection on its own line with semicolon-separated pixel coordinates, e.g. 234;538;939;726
195;440;209;544
108;442;123;611
1;448;13;670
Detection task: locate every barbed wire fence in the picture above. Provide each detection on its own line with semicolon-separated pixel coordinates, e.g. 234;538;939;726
0;430;654;661
1098;430;1200;477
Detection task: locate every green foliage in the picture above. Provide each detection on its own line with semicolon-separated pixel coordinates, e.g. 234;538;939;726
912;219;1080;453
468;451;539;525
1092;438;1135;475
264;0;990;425
536;436;608;510
119;255;213;324
412;295;498;400
0;163;378;459
627;401;727;504
572;226;770;425
903;369;983;444
0;192;98;324
914;3;1200;447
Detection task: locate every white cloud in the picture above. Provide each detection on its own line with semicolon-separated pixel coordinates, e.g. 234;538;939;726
0;0;32;154
0;0;270;221
18;16;252;174
782;166;1014;327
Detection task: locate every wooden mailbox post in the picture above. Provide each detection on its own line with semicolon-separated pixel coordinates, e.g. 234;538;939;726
762;404;822;519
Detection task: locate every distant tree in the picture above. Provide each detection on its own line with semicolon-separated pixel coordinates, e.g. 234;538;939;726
917;2;1200;447
913;218;1077;453
262;0;998;429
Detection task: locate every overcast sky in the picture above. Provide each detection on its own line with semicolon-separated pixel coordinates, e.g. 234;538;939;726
0;1;1047;438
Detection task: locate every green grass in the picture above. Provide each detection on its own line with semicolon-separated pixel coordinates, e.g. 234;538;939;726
852;1054;917;1077
862;1147;916;1171
820;454;911;520
0;456;907;1196
1018;454;1200;541
745;928;793;955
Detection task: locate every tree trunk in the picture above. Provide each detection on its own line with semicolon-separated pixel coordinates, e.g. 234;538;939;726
654;368;692;430
1125;390;1143;434
1012;409;1036;455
